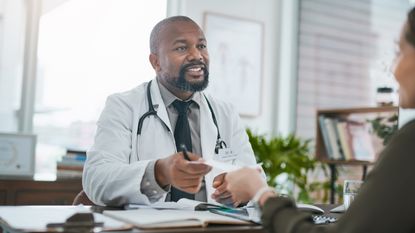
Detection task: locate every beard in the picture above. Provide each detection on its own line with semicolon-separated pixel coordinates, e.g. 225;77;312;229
166;61;209;92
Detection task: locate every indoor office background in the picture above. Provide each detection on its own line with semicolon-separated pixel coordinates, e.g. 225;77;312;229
0;0;414;204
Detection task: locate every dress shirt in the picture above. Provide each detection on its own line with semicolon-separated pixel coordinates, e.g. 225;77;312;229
140;80;207;202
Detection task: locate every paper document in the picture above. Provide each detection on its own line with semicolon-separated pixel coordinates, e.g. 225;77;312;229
126;198;230;211
0;206;130;231
104;208;252;229
330;204;345;213
201;160;262;172
296;203;324;214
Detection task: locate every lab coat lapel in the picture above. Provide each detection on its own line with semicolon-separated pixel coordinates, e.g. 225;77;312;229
200;94;219;203
150;79;172;132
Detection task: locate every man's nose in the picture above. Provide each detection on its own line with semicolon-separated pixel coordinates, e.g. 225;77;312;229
187;47;203;62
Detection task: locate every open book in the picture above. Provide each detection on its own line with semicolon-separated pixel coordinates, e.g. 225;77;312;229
103;209;252;229
126;199;325;213
125;198;231;211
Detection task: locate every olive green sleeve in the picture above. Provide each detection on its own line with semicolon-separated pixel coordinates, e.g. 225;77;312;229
261;197;332;233
260;120;415;233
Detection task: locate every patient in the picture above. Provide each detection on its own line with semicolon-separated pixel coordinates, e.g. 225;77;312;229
225;7;415;233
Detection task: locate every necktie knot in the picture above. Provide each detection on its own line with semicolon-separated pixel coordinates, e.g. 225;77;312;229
172;100;192;115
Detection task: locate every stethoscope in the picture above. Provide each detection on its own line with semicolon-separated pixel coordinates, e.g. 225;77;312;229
137;80;227;153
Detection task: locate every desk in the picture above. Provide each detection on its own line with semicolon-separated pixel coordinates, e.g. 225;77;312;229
0;205;342;233
0;220;264;233
0;205;266;233
0;177;82;205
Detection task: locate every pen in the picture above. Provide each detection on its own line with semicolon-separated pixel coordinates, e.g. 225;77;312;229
180;144;191;161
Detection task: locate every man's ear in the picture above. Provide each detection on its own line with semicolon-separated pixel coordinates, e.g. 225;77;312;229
149;53;160;71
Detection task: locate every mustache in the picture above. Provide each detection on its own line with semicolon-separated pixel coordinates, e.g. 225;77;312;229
179;61;208;73
175;60;209;92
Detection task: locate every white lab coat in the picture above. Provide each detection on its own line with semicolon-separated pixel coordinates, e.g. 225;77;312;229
83;79;257;206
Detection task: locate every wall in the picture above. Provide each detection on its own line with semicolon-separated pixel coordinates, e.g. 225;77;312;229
168;0;282;136
0;0;26;132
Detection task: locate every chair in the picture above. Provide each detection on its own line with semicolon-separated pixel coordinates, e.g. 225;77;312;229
73;190;95;205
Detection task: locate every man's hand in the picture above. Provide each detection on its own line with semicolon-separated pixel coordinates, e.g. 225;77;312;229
155;152;212;193
211;173;238;207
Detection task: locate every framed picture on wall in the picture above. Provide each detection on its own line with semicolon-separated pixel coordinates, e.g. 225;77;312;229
203;12;264;117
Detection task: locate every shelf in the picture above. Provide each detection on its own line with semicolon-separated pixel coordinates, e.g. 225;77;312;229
315;106;399;161
315;106;399;204
317;106;398;115
317;159;375;166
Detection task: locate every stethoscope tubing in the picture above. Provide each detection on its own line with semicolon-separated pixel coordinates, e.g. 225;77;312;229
137;80;226;152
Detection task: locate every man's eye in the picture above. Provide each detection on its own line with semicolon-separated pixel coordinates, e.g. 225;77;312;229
198;44;207;49
175;46;186;52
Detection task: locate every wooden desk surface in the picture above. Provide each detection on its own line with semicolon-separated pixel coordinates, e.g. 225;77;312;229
127;225;264;233
0;204;343;233
0;205;265;233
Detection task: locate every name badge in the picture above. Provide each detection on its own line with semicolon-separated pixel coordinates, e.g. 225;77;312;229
214;148;237;162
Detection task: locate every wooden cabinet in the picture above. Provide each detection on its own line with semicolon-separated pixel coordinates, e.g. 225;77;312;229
315;106;399;203
0;178;82;205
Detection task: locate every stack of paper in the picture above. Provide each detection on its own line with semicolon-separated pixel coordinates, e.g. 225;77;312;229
103;208;252;229
0;206;131;232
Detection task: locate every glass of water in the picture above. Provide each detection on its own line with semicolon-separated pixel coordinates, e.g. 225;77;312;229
343;180;363;210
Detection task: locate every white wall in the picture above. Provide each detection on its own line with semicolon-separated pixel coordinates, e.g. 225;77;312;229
0;0;26;132
169;0;282;136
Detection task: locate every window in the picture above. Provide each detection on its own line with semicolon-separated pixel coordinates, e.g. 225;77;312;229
0;0;26;132
295;0;411;140
33;0;166;169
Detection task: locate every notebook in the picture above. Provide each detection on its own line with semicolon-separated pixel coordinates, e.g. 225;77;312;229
125;198;231;211
103;209;252;229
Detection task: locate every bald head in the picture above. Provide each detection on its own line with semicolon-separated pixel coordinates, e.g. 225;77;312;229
149;16;200;54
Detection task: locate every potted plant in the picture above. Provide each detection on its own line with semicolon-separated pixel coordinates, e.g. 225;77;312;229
247;129;327;203
368;114;398;145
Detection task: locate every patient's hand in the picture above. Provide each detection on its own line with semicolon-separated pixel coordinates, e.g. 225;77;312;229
211;173;238;207
225;167;268;204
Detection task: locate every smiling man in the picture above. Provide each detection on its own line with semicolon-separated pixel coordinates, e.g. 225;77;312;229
82;16;260;206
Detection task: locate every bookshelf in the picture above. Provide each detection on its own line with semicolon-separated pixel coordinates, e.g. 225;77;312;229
315;106;399;203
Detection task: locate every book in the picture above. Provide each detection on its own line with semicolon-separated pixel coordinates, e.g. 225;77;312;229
66;149;87;156
125;198;231;211
103;209;252;229
336;121;354;160
57;164;83;171
127;198;324;213
324;118;343;160
319;116;333;159
56;169;83;178
57;160;85;167
62;154;86;162
346;122;375;161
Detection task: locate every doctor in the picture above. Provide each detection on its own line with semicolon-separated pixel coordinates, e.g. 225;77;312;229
83;16;259;206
